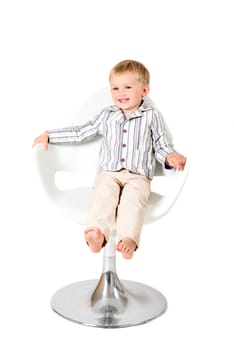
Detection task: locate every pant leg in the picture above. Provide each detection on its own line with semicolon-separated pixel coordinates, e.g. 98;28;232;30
86;171;121;241
116;172;151;247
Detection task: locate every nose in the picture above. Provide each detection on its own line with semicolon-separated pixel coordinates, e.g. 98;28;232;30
118;88;126;97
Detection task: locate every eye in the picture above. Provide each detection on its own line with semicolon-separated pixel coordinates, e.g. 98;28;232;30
125;86;132;89
112;87;119;91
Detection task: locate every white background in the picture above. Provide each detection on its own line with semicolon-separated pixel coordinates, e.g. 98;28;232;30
1;0;233;349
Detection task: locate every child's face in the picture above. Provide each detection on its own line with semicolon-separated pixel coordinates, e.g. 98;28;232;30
110;72;150;115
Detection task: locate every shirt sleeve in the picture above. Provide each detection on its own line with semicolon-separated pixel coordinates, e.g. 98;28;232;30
47;110;106;144
151;108;176;166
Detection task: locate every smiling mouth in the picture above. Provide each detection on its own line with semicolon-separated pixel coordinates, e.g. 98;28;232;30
118;98;129;103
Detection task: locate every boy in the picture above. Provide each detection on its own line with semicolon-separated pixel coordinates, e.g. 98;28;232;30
33;59;186;259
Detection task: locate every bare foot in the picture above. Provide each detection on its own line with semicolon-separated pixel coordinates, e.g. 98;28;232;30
115;238;137;259
84;227;105;253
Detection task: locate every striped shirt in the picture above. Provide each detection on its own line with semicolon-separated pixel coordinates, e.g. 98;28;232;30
48;100;175;180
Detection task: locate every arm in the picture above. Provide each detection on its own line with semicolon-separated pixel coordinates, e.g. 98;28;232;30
32;109;107;150
151;109;186;171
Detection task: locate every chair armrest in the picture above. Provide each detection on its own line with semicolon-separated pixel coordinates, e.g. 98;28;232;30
33;138;102;198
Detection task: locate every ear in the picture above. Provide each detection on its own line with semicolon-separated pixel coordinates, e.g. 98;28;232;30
142;85;150;97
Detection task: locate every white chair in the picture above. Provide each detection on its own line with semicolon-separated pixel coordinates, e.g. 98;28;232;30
34;89;190;328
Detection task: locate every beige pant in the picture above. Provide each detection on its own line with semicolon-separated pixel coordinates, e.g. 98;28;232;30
86;170;151;247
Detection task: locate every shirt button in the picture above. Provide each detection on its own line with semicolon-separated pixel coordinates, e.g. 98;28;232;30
122;144;126;147
123;129;127;133
121;158;125;162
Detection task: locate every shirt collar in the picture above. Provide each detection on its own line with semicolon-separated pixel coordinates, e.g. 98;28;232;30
108;99;153;118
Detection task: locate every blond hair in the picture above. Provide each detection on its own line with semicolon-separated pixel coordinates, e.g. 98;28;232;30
109;60;150;85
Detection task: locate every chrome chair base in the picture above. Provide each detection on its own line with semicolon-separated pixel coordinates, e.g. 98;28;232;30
51;234;167;328
51;277;167;328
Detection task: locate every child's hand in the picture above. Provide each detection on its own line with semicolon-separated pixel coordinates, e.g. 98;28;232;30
166;153;186;171
32;131;49;150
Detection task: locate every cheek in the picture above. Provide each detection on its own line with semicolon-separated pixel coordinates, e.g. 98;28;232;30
110;92;116;100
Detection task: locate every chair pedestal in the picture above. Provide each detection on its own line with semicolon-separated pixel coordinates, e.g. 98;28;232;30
51;233;167;328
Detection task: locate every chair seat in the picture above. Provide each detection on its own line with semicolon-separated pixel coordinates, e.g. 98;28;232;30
48;185;180;226
34;143;190;226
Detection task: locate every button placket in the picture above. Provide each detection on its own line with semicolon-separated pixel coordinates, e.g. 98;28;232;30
120;123;128;165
